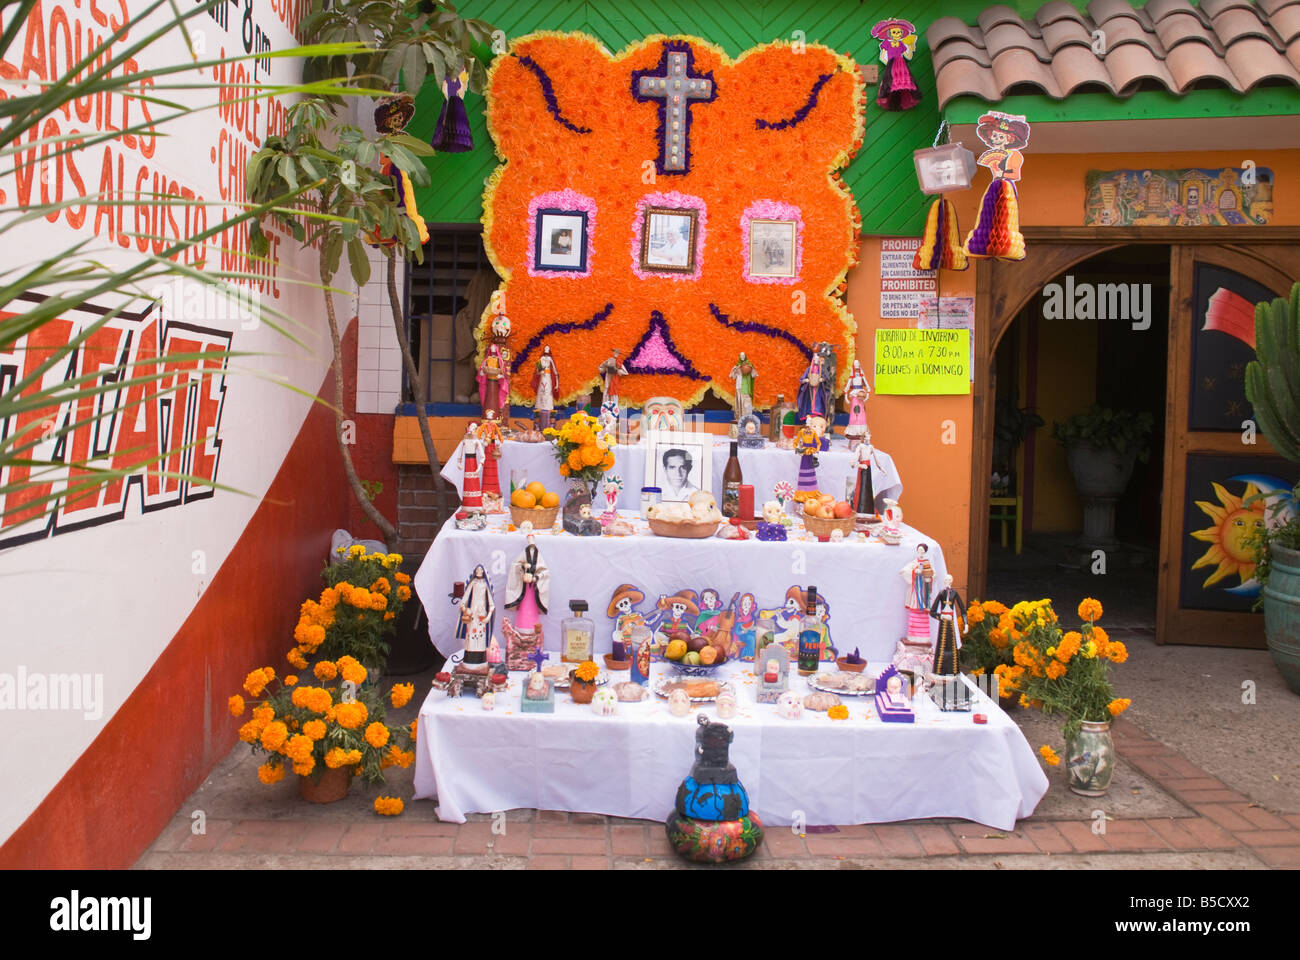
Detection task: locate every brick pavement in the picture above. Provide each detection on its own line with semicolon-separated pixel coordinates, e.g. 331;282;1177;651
138;715;1300;869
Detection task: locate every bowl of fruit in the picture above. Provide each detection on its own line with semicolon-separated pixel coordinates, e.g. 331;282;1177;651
801;493;856;539
661;630;729;676
509;481;561;527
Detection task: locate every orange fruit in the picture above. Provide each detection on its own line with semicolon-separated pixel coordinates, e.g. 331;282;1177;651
540;491;559;508
526;481;546;499
515;491;537;509
510;489;527;507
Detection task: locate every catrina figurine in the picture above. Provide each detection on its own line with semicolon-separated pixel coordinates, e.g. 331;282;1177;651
432;67;474;152
871;19;920;111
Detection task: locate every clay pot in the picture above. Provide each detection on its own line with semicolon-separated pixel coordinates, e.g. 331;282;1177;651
836;656;867;673
569;673;597;704
603;653;631;671
298;766;352;804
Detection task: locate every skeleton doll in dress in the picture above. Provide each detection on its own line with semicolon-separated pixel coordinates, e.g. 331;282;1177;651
892;544;936;677
532;346;559;432
456;564;496;670
844;360;870;441
457;422;485;513
929;574;965;676
502;537;549;662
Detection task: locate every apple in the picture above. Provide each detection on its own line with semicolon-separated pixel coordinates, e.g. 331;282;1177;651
833;501;853;519
686;635;709;653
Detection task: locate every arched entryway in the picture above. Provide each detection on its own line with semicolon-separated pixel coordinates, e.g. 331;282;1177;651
968;228;1300;646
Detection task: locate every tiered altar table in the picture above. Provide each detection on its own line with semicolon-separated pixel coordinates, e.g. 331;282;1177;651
440;434;904;512
412;663;1048;829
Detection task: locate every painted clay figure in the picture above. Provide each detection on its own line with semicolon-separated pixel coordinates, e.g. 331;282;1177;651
929;573;965;676
796;350;830;424
457;422;485;513
477;341;511;422
474;411;506;507
844;360;870;440
504;537;550;633
456;563;495;669
729;352;757;421
532;346;559;431
872;18;920;111
852;431;880;519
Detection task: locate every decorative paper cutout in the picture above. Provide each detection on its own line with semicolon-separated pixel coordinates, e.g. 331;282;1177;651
483;32;864;408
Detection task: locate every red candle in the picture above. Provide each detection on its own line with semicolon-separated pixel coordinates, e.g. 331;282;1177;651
738;484;754;520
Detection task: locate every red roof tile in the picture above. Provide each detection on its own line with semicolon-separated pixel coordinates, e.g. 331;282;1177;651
929;0;1300;107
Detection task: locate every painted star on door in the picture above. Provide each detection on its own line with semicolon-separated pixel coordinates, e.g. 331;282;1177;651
481;32;866;409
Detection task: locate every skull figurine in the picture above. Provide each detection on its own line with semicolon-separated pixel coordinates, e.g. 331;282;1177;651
592;688;618;717
716;684;737;720
668;688;691;717
481;690;496;711
776;690;804;720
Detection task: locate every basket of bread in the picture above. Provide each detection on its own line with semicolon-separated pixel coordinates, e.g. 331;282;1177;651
647;491;724;539
798;490;856;539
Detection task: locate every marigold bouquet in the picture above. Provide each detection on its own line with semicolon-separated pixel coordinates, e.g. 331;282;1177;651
543;411;615;483
230;656;417;788
959;599;1015;687
291;545;412;670
1003;598;1131;740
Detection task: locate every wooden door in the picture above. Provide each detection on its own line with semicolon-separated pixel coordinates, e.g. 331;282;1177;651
1157;244;1300;646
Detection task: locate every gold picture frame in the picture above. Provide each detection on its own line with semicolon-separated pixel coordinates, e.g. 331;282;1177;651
639;206;699;274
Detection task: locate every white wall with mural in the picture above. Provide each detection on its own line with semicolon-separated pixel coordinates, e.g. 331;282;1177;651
0;1;352;846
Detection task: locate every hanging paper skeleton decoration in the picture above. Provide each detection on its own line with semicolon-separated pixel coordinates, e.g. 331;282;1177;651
433;68;474;152
964;111;1029;262
373;94;429;246
871;18;920;111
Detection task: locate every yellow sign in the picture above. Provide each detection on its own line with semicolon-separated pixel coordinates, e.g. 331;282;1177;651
874;329;970;395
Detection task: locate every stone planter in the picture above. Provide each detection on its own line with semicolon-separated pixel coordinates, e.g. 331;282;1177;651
1261;543;1300;695
1065;443;1138;549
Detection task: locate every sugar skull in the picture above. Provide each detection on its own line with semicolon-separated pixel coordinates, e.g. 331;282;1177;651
592;688;618;716
481;691;496;711
716;683;737;719
669;688;691;716
776;690;803;720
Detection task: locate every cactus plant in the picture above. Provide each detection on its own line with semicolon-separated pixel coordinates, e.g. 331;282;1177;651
1245;283;1300;463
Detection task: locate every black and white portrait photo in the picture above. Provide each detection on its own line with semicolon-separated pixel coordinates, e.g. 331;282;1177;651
534;209;588;272
645;431;711;502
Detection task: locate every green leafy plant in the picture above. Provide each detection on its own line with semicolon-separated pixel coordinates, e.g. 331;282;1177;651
1243;282;1300;598
1052;405;1154;462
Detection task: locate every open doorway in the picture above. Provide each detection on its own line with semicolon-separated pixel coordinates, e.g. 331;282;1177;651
985;245;1170;628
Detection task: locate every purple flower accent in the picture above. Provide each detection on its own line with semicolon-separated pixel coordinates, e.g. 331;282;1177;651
755;72;834;130
517;55;593;134
708;303;813;359
510;304;614;374
625;313;707;380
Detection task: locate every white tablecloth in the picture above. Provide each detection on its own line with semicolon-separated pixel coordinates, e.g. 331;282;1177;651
413;663;1048;829
413;512;947;665
440;435;903;512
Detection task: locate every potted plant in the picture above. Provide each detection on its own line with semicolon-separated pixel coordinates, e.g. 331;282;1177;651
290;546;413;676
992;389;1043;495
1003;598;1132;796
1244;281;1300;694
958;599;1019;707
1052;405;1154;548
569;660;601;704
230;657;417;803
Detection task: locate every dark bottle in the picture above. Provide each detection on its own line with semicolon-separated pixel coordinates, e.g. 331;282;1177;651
721;441;743;518
797;586;821;675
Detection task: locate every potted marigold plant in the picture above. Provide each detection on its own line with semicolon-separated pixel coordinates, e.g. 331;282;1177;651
1006;598;1131;797
544;411;616;534
229;657;417;804
959;599;1018;706
569;659;600;704
290;545;413;675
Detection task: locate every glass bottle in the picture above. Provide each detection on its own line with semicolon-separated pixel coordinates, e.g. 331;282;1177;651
797;586;821;676
722;441;743;518
561;599;594;663
768;394;789;443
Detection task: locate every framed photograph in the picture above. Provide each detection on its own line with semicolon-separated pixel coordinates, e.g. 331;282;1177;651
639;206;699;274
644;430;712;503
748;219;797;279
534;209;588;272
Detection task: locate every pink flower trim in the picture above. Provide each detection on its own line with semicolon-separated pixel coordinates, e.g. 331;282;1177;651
630;191;707;282
740;200;803;285
528;189;597;278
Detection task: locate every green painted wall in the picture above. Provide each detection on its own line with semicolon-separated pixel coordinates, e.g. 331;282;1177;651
409;0;1288;235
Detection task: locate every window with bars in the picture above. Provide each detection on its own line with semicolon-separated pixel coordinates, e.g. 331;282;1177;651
402;226;498;405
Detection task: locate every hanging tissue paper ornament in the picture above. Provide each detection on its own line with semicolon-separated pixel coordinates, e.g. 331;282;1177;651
432;68;474;152
964;112;1029;262
914;198;968;271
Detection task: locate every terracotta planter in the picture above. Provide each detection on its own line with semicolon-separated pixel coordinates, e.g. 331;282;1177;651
298;766;352;804
569;673;597;704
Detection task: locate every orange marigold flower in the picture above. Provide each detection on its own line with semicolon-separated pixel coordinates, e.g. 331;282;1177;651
396;585;412;602
370;577;392;596
1078;598;1103;622
1107;640;1128;664
1108;697;1131;716
291;685;332;714
1056;632;1082;663
335;701;368;730
364;722;390;749
260;720;289;752
394;572;411;585
324;747;350;769
287;647;308;670
1040;745;1061;766
314;660;338;681
384;611;395;621
385;746;415;769
369;592;388;611
228;694;245;717
284;675;298;687
983;600;1008;616
292;757;315;776
410;719;418;738
284;734;314;763
257;761;284;784
574;660;600;683
339;658;367;686
827;704;850;720
252;704;274;723
243;669;271;697
967;604;985;624
302;719;326;740
374;796;404;816
1045;660;1067;680
238;720;263;744
988;629;1008;649
390;683;414;708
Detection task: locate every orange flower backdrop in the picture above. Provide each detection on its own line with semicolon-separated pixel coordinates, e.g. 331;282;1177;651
481;32;865;409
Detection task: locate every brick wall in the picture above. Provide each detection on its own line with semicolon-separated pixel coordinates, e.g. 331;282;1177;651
396;464;457;558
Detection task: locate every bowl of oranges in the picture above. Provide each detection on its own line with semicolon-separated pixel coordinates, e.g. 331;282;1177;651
509;480;561;528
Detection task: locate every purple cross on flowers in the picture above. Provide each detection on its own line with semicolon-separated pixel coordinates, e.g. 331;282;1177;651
632;42;716;174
